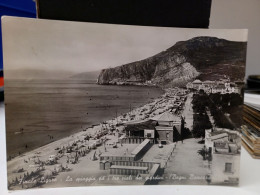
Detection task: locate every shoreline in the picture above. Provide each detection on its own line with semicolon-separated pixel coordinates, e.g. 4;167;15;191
5;81;164;158
6;86;185;163
7;87;189;190
7;93;164;161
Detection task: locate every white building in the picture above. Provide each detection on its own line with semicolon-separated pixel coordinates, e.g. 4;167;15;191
205;129;241;184
187;79;240;94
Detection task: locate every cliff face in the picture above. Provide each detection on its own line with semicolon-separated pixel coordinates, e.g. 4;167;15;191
97;36;247;87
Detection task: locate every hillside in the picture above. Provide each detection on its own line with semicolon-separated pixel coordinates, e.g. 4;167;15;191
97;36;247;88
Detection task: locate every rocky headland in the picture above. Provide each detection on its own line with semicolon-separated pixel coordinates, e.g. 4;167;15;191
97;36;247;88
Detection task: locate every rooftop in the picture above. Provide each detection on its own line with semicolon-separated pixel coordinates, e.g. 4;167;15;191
155;126;174;131
131;139;150;155
192;79;202;84
211;133;228;140
214;142;240;155
110;165;148;171
100;144;138;157
125;120;157;132
203;80;215;84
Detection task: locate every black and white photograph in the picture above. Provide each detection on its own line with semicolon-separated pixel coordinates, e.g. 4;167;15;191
2;17;247;190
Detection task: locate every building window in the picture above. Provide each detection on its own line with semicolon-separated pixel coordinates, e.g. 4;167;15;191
225;163;232;173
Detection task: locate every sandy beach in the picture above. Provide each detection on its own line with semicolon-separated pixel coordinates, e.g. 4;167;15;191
7;87;189;190
5;79;163;158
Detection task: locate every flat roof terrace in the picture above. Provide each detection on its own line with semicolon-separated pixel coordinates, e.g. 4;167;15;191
100;144;138;158
110;165;148;171
131;139;150;155
142;143;175;167
101;139;152;161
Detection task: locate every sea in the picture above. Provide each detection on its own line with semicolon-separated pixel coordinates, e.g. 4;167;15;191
4;79;164;158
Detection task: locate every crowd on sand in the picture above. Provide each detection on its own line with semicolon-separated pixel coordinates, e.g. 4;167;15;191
7;87;188;190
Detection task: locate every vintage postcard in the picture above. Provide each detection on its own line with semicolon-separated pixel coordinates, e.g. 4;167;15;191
2;17;247;190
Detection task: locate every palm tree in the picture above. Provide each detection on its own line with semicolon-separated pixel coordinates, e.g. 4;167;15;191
197;146;207;160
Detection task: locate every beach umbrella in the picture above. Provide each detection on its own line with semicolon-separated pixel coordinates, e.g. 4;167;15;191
91;151;97;161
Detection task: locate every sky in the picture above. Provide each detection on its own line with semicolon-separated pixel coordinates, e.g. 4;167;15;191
2;16;248;78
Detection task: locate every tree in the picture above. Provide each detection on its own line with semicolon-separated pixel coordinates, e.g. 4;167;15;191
197;147;207;160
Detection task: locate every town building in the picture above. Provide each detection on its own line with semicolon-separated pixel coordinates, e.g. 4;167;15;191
99;139;162;178
191;79;202;90
99;111;183;178
122;111;184;144
151;112;183;143
205;129;241;184
100;139;151;162
186;79;241;94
